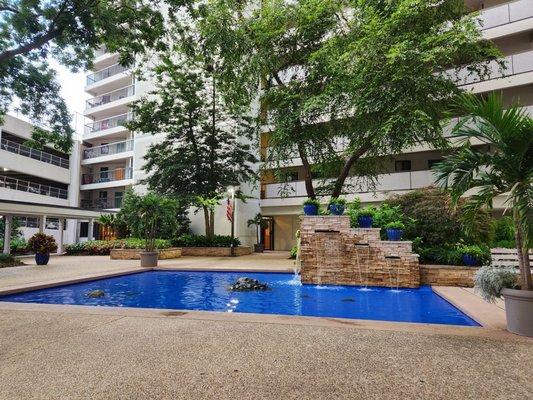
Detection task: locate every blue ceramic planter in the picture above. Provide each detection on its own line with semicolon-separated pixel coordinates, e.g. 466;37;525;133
35;252;50;266
358;215;373;228
462;254;478;267
328;204;345;215
303;204;318;216
386;228;403;241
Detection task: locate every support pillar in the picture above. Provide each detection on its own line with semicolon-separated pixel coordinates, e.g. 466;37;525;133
39;216;46;233
87;218;94;241
57;218;65;254
2;215;12;254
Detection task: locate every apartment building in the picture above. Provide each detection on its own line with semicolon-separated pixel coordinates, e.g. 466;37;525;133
82;0;533;251
0;114;83;246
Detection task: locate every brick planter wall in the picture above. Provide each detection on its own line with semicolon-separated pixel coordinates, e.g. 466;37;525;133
110;248;182;260
180;246;252;257
300;216;420;288
420;265;479;287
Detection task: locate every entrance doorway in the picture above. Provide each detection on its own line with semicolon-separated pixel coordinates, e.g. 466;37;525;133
261;217;274;250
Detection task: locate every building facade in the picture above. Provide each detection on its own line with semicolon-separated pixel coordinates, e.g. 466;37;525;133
80;0;533;251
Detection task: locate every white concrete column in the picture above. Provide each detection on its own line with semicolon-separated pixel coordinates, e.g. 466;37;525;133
57;218;65;254
3;215;12;254
75;220;81;242
39;216;46;233
87;219;94;241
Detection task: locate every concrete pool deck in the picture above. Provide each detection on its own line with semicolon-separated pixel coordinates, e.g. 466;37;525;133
0;254;531;399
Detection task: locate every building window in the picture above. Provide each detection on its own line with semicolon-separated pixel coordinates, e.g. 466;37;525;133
80;222;89;237
395;160;411;172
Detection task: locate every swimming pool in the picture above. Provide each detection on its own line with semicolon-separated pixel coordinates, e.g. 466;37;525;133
0;271;479;326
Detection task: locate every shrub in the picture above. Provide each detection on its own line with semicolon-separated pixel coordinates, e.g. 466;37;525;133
0;237;28;254
0;253;22;268
328;197;346;206
65;242;86;255
28;233;57;254
384;221;405;230
303;198;321;207
456;244;491;266
491;217;515;248
173;234;240;248
415;244;463;266
474;266;518;302
289;245;298;260
65;238;173;256
356;207;376;217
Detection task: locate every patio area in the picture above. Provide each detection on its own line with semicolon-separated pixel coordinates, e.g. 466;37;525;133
0;254;531;399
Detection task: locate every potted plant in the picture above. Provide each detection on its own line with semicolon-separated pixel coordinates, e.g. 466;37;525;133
328;197;346;215
456;244;487;267
247;213;268;252
27;233;57;265
384;221;405;241
303;198;320;216
434;93;532;336
357;208;375;228
119;191;179;268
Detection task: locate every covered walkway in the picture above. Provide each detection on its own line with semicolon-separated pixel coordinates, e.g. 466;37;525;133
0;200;106;254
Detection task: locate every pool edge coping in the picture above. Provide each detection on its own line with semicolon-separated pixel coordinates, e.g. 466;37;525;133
0;267;518;341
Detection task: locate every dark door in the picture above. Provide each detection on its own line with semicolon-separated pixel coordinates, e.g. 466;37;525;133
261;217;274;250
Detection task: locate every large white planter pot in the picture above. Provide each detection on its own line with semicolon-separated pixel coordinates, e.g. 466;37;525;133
502;288;533;337
139;251;158;268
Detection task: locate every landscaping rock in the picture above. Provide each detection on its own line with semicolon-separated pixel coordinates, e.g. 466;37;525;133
86;290;105;298
229;277;269;291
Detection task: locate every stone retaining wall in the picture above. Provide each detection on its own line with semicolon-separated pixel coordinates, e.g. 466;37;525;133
180;246;252;257
420;265;478;287
110;248;182;260
300;216;420;288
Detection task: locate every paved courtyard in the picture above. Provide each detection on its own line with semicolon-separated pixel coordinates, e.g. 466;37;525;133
0;254;531;399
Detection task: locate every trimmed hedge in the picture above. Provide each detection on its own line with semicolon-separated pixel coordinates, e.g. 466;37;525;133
65;238;172;256
172;234;240;248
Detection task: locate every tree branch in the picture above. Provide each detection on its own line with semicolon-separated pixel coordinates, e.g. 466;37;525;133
331;143;373;198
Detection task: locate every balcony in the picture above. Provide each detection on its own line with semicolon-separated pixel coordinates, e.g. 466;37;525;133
81;140;134;166
0;175;68;199
81;167;133;186
85;85;135;119
86;63;129;86
84;113;132;136
1;138;69;168
479;0;533;31
81;197;123;210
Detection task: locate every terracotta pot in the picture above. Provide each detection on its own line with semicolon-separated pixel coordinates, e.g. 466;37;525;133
502;288;533;337
140;251;158;268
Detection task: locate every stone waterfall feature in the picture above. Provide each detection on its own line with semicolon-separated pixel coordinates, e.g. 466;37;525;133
299;216;420;288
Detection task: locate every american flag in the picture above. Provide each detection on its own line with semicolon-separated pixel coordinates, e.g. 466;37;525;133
226;198;233;222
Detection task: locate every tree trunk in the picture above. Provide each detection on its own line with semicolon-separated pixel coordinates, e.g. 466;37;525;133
297;144;316;199
209;209;215;241
203;206;211;240
331;144;371;198
513;210;532;291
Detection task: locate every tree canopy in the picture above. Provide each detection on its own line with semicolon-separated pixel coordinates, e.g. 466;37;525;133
0;0;179;152
199;0;501;198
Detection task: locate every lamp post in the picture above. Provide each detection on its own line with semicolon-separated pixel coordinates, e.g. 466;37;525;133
228;187;236;257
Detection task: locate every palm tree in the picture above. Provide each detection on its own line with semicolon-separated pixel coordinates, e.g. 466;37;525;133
97;214;117;241
433;93;532;291
247;213;268;250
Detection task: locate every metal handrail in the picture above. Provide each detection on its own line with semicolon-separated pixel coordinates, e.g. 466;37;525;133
84;112;132;134
86;63;129;85
81;197;123;210
83;140;133;159
85;85;135;109
81;167;133;185
0;175;68;199
0;138;69;168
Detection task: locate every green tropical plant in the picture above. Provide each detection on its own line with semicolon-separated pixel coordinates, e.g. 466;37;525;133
27;233;57;254
0;253;22;268
247;213;268;246
434;93;532;290
328;197;346;206
456;244;491;266
303;198;321;207
119;192;180;252
384;221;405;230
97;214;117;241
357;207;376;217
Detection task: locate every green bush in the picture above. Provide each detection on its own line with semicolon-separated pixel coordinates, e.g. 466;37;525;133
173;234;240;248
491;217;515;248
0;253;22;268
0;237;28;254
415;244;463;266
456;244;491;266
65;238;173;256
65;242;86;255
289;245;298;260
303;198;320;207
28;233;57;254
384;221;405;230
328;197;346;206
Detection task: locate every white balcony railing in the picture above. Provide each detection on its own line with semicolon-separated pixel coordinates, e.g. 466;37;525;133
85;85;135;110
86;63;129;85
263;170;434;199
83;140;133;160
81;197;123;210
0;175;68;199
94;46;108;58
451;49;533;86
81;167;133;185
479;0;533;30
0;138;69;169
84;113;132;134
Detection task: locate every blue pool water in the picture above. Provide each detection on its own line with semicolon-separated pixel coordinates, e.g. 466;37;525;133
0;271;479;326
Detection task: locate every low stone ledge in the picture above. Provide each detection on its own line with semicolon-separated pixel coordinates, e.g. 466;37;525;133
110;248;182;260
180;246;252;257
420;264;479;287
